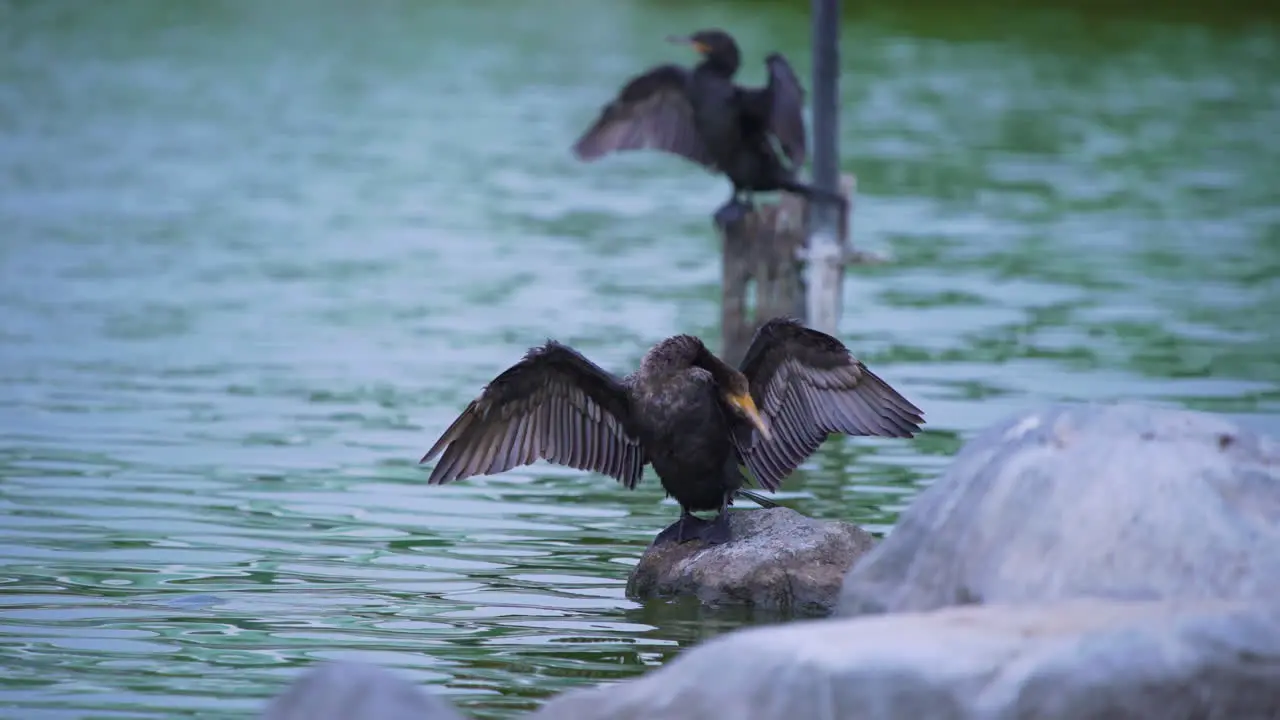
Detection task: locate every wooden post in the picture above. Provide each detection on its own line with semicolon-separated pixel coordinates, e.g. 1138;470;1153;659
719;199;806;366
806;0;844;336
719;175;872;365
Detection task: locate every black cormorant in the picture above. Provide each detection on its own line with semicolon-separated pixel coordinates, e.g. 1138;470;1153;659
573;29;847;228
419;318;924;545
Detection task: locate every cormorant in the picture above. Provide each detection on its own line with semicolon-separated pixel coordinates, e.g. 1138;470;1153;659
573;29;847;229
419;318;924;546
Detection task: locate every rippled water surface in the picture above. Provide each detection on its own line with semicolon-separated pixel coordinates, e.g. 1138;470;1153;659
1;1;1278;717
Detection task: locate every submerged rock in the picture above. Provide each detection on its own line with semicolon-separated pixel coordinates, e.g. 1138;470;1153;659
627;507;876;614
840;402;1280;617
261;661;465;720
528;599;1280;720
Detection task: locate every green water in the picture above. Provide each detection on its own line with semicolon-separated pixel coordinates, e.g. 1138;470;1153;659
1;1;1277;717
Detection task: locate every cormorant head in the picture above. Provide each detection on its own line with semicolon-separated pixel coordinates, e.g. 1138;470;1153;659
666;29;741;75
721;372;772;441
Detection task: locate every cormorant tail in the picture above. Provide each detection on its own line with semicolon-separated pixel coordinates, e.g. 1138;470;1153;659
733;488;780;509
779;179;848;210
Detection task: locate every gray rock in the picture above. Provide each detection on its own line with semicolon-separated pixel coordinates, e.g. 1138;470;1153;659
840;402;1280;616
627;507;876;614
262;661;466;720
529;599;1280;720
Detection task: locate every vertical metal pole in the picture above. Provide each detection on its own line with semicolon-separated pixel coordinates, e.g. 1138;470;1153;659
806;0;842;334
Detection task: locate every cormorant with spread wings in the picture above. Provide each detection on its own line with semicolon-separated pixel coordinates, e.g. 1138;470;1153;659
420;318;924;546
573;29;847;228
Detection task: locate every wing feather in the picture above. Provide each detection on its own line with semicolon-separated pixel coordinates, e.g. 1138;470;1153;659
764;53;807;169
740;53;808;171
572;64;716;169
421;342;646;489
732;318;924;491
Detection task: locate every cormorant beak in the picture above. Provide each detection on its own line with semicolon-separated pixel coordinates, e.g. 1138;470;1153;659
728;392;772;442
665;35;710;54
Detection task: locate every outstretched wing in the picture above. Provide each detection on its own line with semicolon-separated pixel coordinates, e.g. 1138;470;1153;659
572;64;716;169
742;53;807;170
421;342;647;489
732;318;924;491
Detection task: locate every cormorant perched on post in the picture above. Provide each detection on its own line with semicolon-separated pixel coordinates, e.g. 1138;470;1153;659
420;318;924;546
572;29;847;229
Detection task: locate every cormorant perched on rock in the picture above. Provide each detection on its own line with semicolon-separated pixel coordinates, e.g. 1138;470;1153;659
573;29;847;229
420;318;924;546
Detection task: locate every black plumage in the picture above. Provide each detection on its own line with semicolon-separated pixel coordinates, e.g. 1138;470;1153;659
420;318;924;545
573;29;847;228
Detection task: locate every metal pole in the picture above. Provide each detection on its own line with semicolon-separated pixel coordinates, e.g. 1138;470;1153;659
805;0;842;334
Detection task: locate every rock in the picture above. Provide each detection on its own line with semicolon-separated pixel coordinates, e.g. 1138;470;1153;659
627;507;876;614
840;402;1280;617
261;661;466;720
528;599;1280;720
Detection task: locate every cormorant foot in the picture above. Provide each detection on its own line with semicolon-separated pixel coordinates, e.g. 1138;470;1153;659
654;514;709;545
698;513;733;546
713;200;750;230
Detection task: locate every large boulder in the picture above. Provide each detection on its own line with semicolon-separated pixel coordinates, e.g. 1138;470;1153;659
840;403;1280;616
627;507;877;614
261;661;466;720
529;599;1280;720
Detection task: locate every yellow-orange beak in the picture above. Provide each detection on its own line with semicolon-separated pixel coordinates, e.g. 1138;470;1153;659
728;392;771;441
665;35;710;54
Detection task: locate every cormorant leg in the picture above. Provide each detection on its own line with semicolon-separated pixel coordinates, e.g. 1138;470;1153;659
713;189;750;229
697;496;733;545
655;509;709;545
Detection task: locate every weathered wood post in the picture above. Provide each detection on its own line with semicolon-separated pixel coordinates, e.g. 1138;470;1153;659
719;196;808;366
719;174;864;365
805;0;843;336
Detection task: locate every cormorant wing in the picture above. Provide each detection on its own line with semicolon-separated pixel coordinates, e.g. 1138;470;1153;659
743;53;807;170
572;64;716;169
731;318;924;491
421;342;647;489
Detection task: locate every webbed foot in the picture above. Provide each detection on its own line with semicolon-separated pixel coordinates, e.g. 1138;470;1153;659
713;199;751;230
654;513;709;545
697;512;732;546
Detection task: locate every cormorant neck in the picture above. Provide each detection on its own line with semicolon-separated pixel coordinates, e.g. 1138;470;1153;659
697;52;739;78
690;342;737;387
